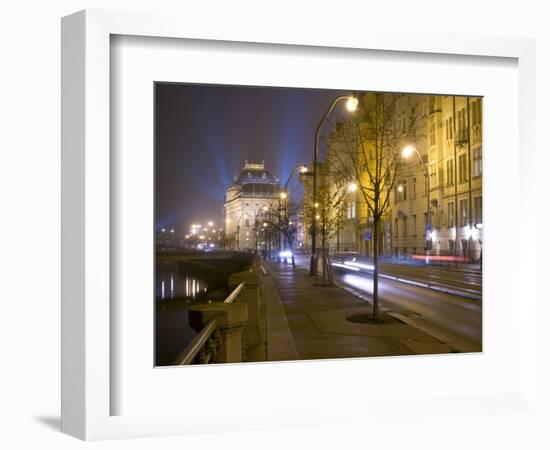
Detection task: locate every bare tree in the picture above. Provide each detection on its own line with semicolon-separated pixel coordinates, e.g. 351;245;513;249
324;92;418;320
255;194;301;267
303;162;347;284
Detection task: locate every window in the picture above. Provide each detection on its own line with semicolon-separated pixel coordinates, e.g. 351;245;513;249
396;182;407;202
459;199;468;226
458;153;468;182
394;218;399;240
473;196;482;224
447;201;455;228
446;160;454;185
245;218;250;227
472;99;482;126
430;164;437;187
412;178;416;200
429;122;436;146
473;148;482;176
457;108;468;142
412;214;417;236
347;201;356;219
445;117;453;141
402;218;407;238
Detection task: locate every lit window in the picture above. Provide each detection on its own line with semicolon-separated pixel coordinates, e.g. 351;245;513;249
473;148;482;176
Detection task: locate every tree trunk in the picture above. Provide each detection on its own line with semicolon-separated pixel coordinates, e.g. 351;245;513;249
321;239;326;283
372;217;380;321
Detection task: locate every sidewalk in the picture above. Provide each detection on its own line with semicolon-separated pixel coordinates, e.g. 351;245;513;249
263;259;453;361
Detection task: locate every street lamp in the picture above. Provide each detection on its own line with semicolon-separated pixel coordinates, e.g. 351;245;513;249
346;97;359;112
401;145;432;252
310;95;358;275
348;182;358;193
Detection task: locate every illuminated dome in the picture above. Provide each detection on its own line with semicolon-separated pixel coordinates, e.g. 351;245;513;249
232;161;279;196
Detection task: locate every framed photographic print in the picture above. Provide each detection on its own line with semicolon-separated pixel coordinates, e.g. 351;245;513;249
62;9;538;441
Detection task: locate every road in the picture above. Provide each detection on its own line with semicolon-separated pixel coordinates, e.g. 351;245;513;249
292;253;482;352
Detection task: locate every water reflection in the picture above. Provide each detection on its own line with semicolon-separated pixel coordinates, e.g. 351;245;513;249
156;260;209;302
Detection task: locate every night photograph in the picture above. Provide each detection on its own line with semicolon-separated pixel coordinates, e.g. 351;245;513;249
154;83;483;366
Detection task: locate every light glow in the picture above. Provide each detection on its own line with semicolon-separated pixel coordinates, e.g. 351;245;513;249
402;145;415;158
279;250;293;258
346;97;358;112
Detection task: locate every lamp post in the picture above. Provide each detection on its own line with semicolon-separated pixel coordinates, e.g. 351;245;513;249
310;95;358;276
402;145;432;253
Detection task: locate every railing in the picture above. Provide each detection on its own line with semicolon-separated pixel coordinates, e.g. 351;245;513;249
224;281;245;304
174;319;220;365
175;281;246;365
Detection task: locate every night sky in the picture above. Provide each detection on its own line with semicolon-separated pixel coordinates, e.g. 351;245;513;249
155;83;349;233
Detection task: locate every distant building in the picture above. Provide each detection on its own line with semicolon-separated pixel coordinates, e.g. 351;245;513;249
224;161;281;251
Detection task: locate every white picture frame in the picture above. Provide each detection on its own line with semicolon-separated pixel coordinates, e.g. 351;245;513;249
61;9;538;441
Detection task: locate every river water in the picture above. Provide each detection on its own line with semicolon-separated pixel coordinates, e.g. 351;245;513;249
155;259;229;366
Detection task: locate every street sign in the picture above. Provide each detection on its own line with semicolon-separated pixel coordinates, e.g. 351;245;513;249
364;228;372;241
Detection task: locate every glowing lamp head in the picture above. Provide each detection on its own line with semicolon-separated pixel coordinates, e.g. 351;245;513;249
299;166;308;174
280;192;287;200
402;145;415;158
397;184;404;193
262;205;268;212
346;96;359;112
348;182;358;193
207;221;214;227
